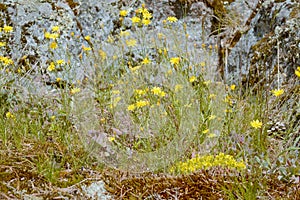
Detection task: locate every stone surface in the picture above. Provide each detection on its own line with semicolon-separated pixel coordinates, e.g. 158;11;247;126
1;0;299;86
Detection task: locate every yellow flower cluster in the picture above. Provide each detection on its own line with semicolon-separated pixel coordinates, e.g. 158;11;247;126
170;152;246;174
44;26;61;49
131;4;152;26
6;112;15;119
47;60;65;72
224;95;235;107
47;62;55;71
0;56;14;66
135;89;148;96
128;100;150;111
271;89;284;97
136;100;150;108
151;86;166;97
0;25;13;32
127;86;166;111
126;39;137;47
44;32;59;40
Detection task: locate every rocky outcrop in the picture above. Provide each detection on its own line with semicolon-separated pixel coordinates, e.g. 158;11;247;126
226;0;300;87
1;0;299;86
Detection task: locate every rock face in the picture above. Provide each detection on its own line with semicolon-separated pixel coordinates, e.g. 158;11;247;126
1;0;298;87
226;0;300;87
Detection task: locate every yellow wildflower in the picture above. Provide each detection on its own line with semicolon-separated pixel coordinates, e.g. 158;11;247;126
56;77;62;82
224;109;232;113
230;84;236;91
202;129;209;134
136;100;149;108
6;112;15;119
170;152;246;174
52;26;60;32
50;41;58;49
170;57;180;65
152;87;162;95
200;61;206;67
126;39;137;47
108;136;115;142
0;42;6;47
142;19;151;25
45;32;59;39
127;104;136;111
47;62;56;71
83;46;92;51
0;56;14;65
167;16;178;23
250;119;263;129
151;86;165;97
3;25;13;32
271;89;284;97
70;87;81;95
189;76;197;83
119;10;128;17
100;118;106;123
142;11;152;20
131;16;141;24
56;59;65;65
44;32;51;39
141;57;151;65
107;35;115;43
135;89;147;96
84;35;91;41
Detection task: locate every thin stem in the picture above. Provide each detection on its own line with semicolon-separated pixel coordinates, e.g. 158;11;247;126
277;39;280;90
